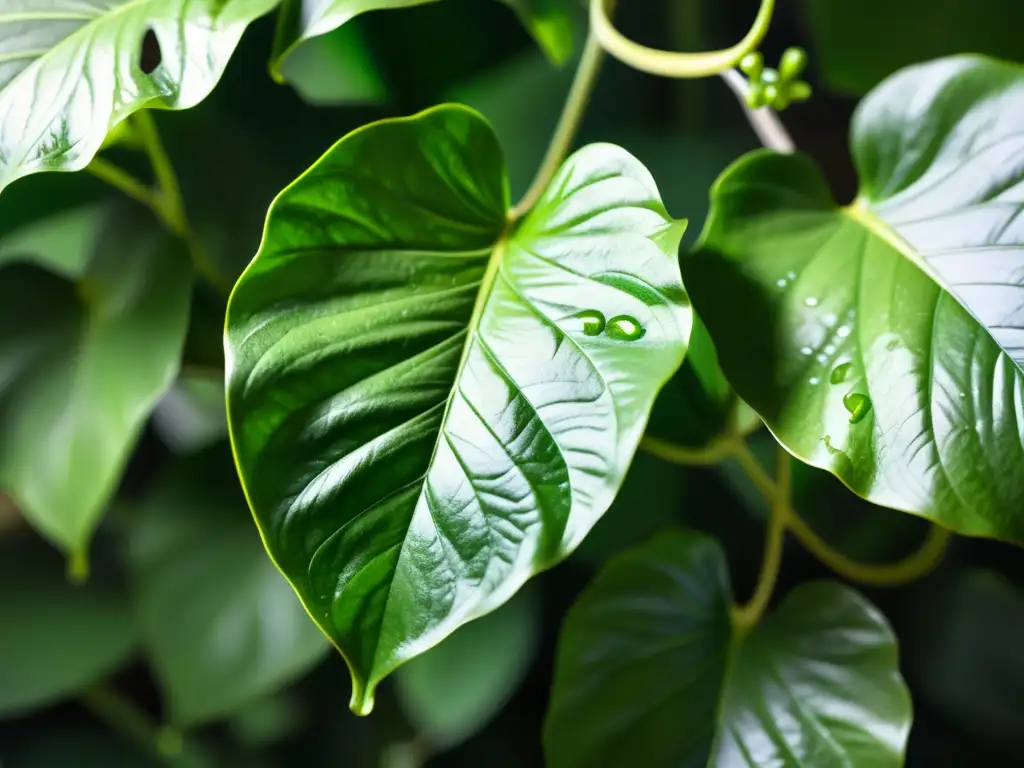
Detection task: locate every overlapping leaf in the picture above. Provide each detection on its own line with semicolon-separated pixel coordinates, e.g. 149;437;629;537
544;529;911;767
225;104;690;713
0;0;279;192
686;56;1024;543
269;0;573;77
0;205;191;558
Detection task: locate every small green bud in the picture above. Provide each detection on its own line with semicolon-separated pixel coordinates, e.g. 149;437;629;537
779;47;809;81
788;81;813;103
739;52;763;79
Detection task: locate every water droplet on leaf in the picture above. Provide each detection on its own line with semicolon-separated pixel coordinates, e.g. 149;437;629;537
804;296;819;307
824;344;836;355
823;313;838;327
836;325;851;338
843;392;872;424
786;271;796;280
809;376;820;385
800;346;813;356
606;314;646;342
776;278;787;288
830;362;854;384
573;309;606;337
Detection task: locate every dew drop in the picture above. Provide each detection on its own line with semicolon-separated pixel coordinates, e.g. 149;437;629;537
606;314;646;341
776;278;787;288
786;271;796;280
804;296;819;307
843;392;872;424
573;309;606;337
823;312;838;328
824;344;836;355
800;345;813;356
830;362;855;385
836;325;851;339
816;353;829;364
809;376;820;385
958;391;966;399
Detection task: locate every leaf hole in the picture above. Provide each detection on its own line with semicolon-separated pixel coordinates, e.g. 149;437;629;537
139;28;162;75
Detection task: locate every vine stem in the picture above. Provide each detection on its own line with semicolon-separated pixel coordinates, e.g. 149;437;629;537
645;437;951;587
80;684;183;762
86;111;228;293
589;0;775;78
509;29;605;222
719;68;795;153
733;446;789;630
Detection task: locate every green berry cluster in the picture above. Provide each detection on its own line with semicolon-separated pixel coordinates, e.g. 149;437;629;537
739;48;812;111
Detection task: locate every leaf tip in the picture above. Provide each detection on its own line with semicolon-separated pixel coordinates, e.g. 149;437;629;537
66;548;90;585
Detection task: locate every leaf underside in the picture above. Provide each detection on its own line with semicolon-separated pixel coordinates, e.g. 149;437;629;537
686;55;1024;543
225;104;690;713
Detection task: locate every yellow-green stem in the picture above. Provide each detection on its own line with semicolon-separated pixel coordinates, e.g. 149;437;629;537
732;445;789;630
80;684;181;762
649;436;951;588
86;157;158;212
509;29;605;222
132;110;227;293
589;0;776;79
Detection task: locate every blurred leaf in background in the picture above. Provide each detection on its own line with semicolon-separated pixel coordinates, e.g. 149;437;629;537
802;0;1023;94
126;444;329;727
0;206;191;562
392;586;541;754
0;535;137;718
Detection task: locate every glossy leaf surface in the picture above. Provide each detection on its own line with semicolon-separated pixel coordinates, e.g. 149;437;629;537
127;445;329;726
0;207;191;556
0;0;279;192
270;0;572;76
0;536;138;717
225;104;690;713
394;586;539;749
544;529;911;767
687;56;1024;543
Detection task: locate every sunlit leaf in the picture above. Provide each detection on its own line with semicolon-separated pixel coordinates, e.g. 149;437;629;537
127;444;329;726
686;56;1024;543
0;0;279;192
0;205;191;558
225;104;690;714
545;529;912;767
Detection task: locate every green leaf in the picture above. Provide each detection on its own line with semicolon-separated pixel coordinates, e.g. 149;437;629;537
394;585;539;750
274;20;387;106
0;536;138;718
225;104;690;714
803;0;1023;95
544;529;911;767
269;0;572;77
0;206;192;557
126;444;329;726
0;0;279;193
686;56;1024;543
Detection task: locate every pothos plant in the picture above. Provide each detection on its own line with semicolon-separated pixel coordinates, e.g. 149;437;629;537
0;0;1021;764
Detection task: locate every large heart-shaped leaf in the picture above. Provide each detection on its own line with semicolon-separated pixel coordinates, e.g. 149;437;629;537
0;534;138;718
269;0;573;77
0;205;191;559
127;444;329;726
686;56;1024;543
224;104;690;713
0;0;279;192
544;529;912;767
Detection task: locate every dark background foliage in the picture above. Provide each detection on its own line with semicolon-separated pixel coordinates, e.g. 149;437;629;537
1;0;1021;765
